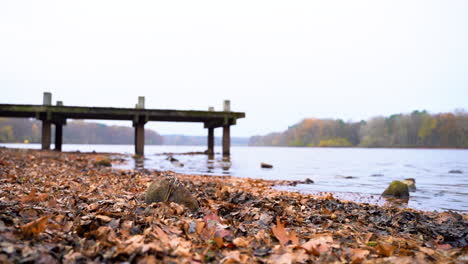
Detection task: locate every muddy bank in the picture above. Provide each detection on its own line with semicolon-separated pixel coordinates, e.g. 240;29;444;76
0;148;466;263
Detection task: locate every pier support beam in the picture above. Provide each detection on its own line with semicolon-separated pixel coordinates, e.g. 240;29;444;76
207;127;214;156
134;119;146;156
53;118;66;152
222;125;230;157
54;123;63;151
41;121;51;150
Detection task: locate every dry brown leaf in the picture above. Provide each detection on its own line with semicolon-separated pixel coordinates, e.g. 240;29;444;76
153;226;170;244
375;242;396;257
269;252;294;264
289;231;299;245
362;233;373;244
96;215;112;222
136;255;158;264
221;250;241;264
271;218;300;246
213;236;224;248
301;234;334;256
436;244;452;250
21;189;49;203
233;236;250;247
349;248;370;264
272;218;290;246
20;215;49;238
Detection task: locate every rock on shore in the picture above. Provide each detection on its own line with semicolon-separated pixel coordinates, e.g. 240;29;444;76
382;180;410;198
402;178;416;192
145;176;199;212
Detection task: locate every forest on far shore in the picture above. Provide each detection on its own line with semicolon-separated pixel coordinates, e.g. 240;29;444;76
1;109;467;148
249;110;468;148
0;119;163;145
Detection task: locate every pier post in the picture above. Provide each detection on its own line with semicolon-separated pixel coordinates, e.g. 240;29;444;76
207;127;214;156
54;123;63;151
136;96;145;109
43;92;52;105
222;125;230;157
134;118;145;156
41;121;51;150
41;92;52;150
222;100;231;157
223;100;230;112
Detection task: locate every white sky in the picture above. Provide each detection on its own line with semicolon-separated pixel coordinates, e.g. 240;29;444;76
1;0;467;137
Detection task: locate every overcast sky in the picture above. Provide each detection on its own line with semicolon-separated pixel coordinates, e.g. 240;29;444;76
1;0;466;137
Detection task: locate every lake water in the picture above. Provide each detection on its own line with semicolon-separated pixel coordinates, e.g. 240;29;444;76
2;143;467;213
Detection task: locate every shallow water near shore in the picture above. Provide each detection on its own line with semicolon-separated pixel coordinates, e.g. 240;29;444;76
2;143;467;213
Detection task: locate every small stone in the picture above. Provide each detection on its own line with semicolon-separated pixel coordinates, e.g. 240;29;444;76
304;178;314;184
167;156;184;167
261;163;273;169
382;181;409;198
94;159;111;167
145;176;199;212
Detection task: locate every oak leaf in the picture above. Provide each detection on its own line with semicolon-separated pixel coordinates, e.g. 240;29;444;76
272;218;298;246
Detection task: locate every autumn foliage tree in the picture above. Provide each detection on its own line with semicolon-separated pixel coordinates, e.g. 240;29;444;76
249;110;468;148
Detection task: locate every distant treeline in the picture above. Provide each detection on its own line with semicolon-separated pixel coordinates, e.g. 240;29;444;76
163;135;249;146
0;118;163;145
249;110;468;148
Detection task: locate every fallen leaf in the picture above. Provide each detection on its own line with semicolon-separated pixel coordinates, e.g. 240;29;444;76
21;189;49;203
233;236;250;247
272;218;291;246
375;242;396;257
221;250;241;264
96;215;112;222
301;234;334;256
436;244;452;250
137;255;158;264
20;215;49;238
349;248;369;264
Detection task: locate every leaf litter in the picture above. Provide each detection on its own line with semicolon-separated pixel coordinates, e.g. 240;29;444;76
0;148;467;263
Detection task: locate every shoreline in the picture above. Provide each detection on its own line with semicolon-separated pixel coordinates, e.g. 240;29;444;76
2;142;468;150
0;147;466;263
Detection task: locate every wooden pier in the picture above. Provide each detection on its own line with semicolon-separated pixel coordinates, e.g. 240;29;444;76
0;93;245;156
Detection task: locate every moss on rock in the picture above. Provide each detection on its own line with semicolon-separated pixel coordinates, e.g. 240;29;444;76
145;176;199;212
94;159;111;167
382;180;409;198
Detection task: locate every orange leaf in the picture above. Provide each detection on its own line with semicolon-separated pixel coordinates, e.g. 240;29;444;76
213;236;224;248
21;189;49;203
272;218;290;246
20;215;49;238
233;236;250;247
375;242;396;257
289;230;300;245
